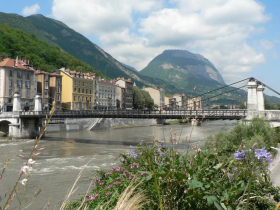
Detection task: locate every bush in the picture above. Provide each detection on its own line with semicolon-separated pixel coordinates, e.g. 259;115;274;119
67;123;280;209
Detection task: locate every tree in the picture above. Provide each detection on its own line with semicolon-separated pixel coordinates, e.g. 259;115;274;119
142;90;154;109
133;86;145;109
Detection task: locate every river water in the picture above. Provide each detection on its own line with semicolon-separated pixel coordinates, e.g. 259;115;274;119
0;120;236;209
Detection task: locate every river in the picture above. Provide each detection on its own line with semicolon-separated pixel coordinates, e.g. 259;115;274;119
0;120;236;209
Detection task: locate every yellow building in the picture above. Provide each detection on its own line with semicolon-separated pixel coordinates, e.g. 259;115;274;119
60;68;95;110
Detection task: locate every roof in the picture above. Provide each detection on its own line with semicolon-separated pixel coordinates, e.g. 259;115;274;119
125;80;133;84
50;73;63;77
0;58;35;71
99;81;116;86
35;70;51;75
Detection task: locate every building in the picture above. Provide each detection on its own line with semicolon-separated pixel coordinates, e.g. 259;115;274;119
187;97;202;110
0;56;36;111
143;86;165;109
95;77;117;110
60;68;95;110
35;70;51;111
165;96;177;110
50;73;62;110
116;85;125;109
115;77;133;109
172;94;187;109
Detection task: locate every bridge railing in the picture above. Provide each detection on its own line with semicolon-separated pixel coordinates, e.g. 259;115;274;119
17;109;247;119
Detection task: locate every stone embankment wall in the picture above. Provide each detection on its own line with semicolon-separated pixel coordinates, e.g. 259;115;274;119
46;118;157;132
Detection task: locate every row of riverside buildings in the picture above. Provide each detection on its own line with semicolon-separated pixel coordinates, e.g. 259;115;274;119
0;56;202;112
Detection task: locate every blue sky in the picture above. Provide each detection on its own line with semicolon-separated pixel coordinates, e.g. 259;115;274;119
0;0;280;97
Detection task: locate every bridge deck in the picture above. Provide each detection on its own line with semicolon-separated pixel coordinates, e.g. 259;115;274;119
11;109;247;120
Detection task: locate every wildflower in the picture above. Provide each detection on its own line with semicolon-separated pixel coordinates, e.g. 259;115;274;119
17;179;28;186
26;159;36;165
234;150;246;160
19;166;33;175
129;148;139;159
254;147;272;162
252;142;258;148
32;152;41;156
35;145;45;151
18;154;26;158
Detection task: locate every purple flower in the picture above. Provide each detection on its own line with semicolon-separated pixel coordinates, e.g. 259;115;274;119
130;148;139;159
234;150;247;160
254;147;272;162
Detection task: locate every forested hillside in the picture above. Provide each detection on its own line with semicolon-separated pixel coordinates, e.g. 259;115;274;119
0;23;104;76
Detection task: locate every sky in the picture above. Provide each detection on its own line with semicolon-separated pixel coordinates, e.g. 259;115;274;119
0;0;280;97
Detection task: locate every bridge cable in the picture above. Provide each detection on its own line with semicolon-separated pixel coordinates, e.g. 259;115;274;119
253;78;280;96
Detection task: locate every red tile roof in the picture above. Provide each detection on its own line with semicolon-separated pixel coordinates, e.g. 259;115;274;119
50;73;63;77
0;58;35;71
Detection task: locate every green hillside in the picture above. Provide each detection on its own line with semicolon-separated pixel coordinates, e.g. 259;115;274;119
0;23;104;76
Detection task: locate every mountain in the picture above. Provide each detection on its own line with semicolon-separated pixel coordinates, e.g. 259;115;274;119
141;50;225;95
0;12;178;93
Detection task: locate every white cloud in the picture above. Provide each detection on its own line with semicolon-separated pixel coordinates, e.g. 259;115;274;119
260;39;274;50
22;3;40;16
51;0;270;81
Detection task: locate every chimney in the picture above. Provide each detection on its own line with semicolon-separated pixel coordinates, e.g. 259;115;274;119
117;77;120;80
98;76;102;81
128;78;131;81
121;77;125;80
66;68;70;73
0;55;3;62
15;56;19;67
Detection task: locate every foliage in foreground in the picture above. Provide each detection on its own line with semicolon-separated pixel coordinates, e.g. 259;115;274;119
204;117;280;159
67;118;280;210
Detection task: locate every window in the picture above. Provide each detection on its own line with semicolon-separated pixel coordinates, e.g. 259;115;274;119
90;97;92;102
74;96;76;101
45;82;48;89
25;99;29;104
78;88;80;93
82;96;84;101
26;72;30;80
78;81;80;86
17;80;22;87
9;70;13;77
26;90;30;98
82;82;84;86
44;90;48;97
9;89;12;96
74;88;76;93
86;83;88;86
57;94;60;101
25;81;30;88
90;89;92;94
86;89;88;94
82;89;84;93
9;79;13;87
78;96;80;101
45;99;48;105
57;86;61;93
45;75;49;81
57;79;61;86
74;81;77;86
17;71;22;78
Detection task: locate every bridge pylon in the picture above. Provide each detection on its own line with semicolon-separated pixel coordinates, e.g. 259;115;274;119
246;79;265;119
